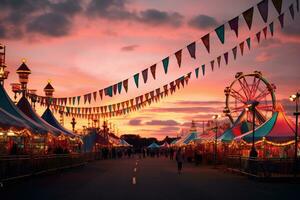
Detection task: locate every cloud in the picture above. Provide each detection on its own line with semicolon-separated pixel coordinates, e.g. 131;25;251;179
50;0;83;17
282;24;300;37
121;45;139;51
145;120;180;126
138;9;183;27
255;52;272;62
188;14;218;29
147;106;220;113
26;13;72;37
173;100;224;106
128;119;142;126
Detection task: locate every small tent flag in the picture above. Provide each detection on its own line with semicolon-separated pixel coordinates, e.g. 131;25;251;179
289;4;295;19
99;90;103;100
175;50;182;67
210;60;215;71
229;16;239;37
263;26;268;38
93;91;97;101
278;13;284;28
243;7;254;30
150;64;156;79
134;73;139;88
224;52;229;65
215;25;225;44
123;79;129;93
217;56;221;67
187;42;196;58
246;37;251;50
257;0;269;23
232;46;237;60
162;57;169;74
272;0;282;14
201;64;205;76
201;34;210;53
77;96;81;105
142;68;148;84
195;67;199;78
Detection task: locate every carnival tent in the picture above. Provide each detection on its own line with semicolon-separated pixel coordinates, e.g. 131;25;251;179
160;141;170;148
41;107;77;137
0;85;48;134
148;142;160;148
17;96;62;136
119;139;132;147
0;108;30;131
234;105;298;144
183;131;198;145
218;121;250;142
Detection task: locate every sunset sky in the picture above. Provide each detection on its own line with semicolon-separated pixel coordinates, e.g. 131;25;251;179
1;0;300;139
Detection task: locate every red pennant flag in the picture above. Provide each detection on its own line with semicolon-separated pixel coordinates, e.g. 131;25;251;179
150;91;155;99
232;47;237;60
257;0;269;23
142;68;148;83
263;26;268;38
271;0;282;14
210;60;215;71
123;79;128;93
201;34;210;53
229;16;239;37
239;42;245;56
150;64;156;79
289;4;295;20
187;42;196;58
113;84;118;95
243;7;254;30
84;94;88;104
256;32;261;43
278;13;284;28
156;88;161;96
93;91;97;101
217;56;221;67
175;50;182;67
99;90;103;100
140;95;143;103
135;97;139;105
145;93;149;101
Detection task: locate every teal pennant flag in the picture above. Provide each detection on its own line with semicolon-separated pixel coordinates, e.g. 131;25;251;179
117;82;122;94
195;67;199;79
201;64;205;76
134;73;139;88
162;57;169;74
215;25;225;44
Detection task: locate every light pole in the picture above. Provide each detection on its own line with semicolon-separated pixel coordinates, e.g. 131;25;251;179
248;100;259;158
212;114;220;166
290;92;300;177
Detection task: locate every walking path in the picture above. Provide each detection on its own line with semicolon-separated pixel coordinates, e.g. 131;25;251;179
1;156;300;200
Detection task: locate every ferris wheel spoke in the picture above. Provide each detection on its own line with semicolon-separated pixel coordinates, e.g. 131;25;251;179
237;77;251;99
254;107;267;123
254;88;270;101
250;77;261;99
230;89;247;104
256;105;274;111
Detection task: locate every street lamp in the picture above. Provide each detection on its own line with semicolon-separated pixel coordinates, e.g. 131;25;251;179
212;114;220;166
290;92;300;177
247;100;259;158
71;117;77;132
16;59;31;96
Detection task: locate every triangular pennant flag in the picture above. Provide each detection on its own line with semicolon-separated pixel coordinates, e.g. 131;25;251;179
195;67;200;78
123;79;128;93
99;90;103;100
243;7;254;30
210;60;215;71
201;34;210;53
246;37;251;50
257;0;269;23
289;4;295;20
117;82;122;94
150;64;156;79
239;42;245;56
278;13;284;28
232;47;237;60
263;26;268;38
175;50;182;67
224;52;229;65
229;16;239;37
77;96;81;105
113;84;118;95
162;57;169;74
217;56;221;67
215;25;225;44
201;64;205;76
256;31;261;43
271;0;282;14
72;97;76;105
142;69;148;84
269;22;274;36
105;86;113;97
93;91;97;101
187;42;196;58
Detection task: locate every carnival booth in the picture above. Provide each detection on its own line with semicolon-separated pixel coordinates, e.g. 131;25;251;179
232;104;299;158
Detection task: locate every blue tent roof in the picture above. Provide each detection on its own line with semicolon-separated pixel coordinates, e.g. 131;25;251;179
147;142;160;148
17;96;62;136
183;131;198;144
218;121;250;142
42;107;77;137
0;85;48;134
119;139;131;147
0;107;30;131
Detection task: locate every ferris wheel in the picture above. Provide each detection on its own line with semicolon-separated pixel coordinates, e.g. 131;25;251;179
223;71;276;126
